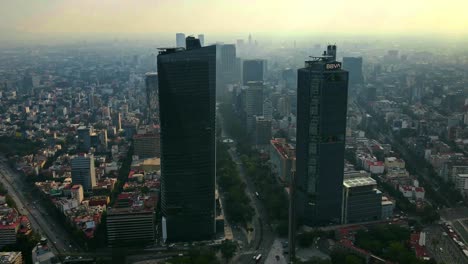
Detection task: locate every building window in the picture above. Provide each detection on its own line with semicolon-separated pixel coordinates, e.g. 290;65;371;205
309;143;317;155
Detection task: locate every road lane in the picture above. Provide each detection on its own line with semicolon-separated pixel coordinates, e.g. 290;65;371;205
0;162;78;254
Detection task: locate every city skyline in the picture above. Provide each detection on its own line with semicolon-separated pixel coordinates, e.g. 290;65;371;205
0;1;467;261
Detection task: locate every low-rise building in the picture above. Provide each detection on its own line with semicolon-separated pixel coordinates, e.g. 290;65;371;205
269;138;295;182
384;157;406;171
70;184;84;203
106;194;156;246
367;161;385;174
0;206;21;248
32;238;57;264
0;252;22;264
454;174;468;196
381;196;395;219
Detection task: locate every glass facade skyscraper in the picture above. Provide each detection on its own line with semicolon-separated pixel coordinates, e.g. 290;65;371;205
157;38;216;242
296;46;349;226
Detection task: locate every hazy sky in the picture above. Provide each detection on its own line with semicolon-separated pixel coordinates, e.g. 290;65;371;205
1;0;467;38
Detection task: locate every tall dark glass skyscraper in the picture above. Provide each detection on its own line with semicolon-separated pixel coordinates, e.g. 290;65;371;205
296;45;349;226
157;37;216;242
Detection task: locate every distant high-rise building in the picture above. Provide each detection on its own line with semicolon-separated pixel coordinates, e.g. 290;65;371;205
185;36;201;50
145;73;158;123
176;33;186;48
326;44;337;61
157;36;216;242
278;96;291;117
219;44;237;83
77;126;92;152
254;116;272;147
243;59;265;85
112;112;122;131
343;57;364;87
263;98;273;121
71;154;96;191
296;46;349;226
244;81;264;133
88;92;95;109
198;34;205;46
282;68;296;89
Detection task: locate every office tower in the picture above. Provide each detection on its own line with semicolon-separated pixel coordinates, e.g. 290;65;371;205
145;73;158;123
198;34;205;46
107;203;155;246
157;36;216;242
278;96;291;117
263;98;273;121
343;57;364;87
21;74;33;95
282;68;296;89
71;154;96;191
254;116;272;147
133;134;160;158
77;126;92;152
186;36;202;50
88;92;95;109
219;44;237;84
326;44;337;61
176;33;186;48
296;46;349;226
112;112;122;131
248;33;252;45
342;177;382;224
244;81;264;133
243;59;265;85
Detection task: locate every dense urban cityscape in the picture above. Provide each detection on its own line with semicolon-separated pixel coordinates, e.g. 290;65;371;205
1;2;468;264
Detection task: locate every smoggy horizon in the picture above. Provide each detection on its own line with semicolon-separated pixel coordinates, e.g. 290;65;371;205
1;0;468;46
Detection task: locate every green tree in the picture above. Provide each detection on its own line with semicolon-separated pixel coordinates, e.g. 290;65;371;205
219;240;237;262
